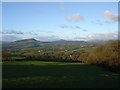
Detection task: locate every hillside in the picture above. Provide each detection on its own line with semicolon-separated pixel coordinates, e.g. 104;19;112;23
2;39;43;49
2;39;88;49
2;38;96;62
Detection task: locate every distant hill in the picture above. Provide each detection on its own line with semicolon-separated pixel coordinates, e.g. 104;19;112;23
14;39;37;43
44;39;87;44
2;39;43;49
2;38;92;49
0;41;11;44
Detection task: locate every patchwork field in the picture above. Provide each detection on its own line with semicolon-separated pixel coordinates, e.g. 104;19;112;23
2;61;119;88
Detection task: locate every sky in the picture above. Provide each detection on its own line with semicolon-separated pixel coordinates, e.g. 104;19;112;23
1;2;118;42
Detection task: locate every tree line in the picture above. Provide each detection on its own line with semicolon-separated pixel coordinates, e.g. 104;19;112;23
78;41;120;72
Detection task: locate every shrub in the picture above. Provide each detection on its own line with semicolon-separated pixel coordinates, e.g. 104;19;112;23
80;41;120;72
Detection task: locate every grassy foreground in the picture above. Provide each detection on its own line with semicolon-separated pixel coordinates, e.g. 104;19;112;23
2;61;119;88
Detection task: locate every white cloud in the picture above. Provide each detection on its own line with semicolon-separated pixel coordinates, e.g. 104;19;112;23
34;35;60;41
103;10;118;22
87;32;118;41
2;35;22;42
74;31;118;41
2;30;38;36
92;11;118;25
66;14;83;21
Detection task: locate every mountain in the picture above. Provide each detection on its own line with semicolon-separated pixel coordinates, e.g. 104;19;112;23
45;39;87;44
14;38;37;43
2;39;43;49
2;38;87;49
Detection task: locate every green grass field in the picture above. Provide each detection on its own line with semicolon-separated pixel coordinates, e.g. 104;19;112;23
2;61;119;88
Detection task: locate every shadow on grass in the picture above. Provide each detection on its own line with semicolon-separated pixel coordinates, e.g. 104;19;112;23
2;62;119;88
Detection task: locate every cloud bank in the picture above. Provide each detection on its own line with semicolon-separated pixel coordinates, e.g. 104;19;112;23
2;35;22;42
2;30;38;35
34;35;60;41
74;31;118;41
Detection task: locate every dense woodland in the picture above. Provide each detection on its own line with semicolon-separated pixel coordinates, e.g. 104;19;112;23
2;40;120;72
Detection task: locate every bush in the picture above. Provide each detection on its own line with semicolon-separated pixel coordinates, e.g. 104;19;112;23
79;41;120;72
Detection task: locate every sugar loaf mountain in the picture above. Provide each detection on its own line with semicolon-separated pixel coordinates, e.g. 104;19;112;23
2;38;88;49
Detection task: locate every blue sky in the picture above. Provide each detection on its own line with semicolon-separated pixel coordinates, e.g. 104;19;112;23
2;2;118;41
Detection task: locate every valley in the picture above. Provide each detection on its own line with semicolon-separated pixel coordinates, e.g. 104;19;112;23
2;39;120;88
